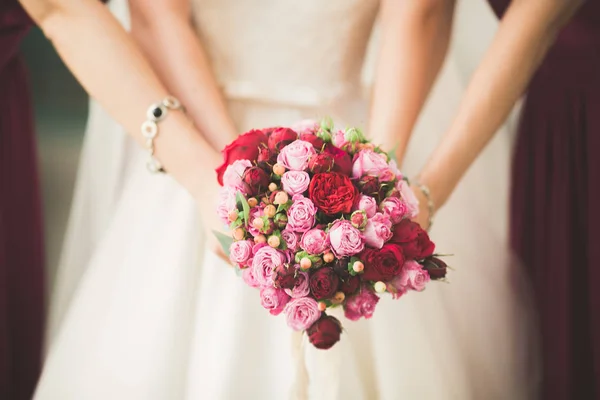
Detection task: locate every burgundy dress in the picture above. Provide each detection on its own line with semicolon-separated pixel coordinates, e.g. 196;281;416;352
489;1;600;399
0;1;45;400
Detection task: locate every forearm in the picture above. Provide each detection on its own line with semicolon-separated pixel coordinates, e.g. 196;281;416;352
368;0;455;163
418;0;583;208
20;0;219;198
130;10;238;150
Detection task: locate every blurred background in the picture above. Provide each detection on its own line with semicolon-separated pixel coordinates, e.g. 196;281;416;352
22;0;503;286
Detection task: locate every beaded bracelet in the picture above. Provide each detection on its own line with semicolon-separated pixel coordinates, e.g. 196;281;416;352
413;179;435;231
141;96;184;173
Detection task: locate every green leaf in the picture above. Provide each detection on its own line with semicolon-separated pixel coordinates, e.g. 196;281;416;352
213;230;233;257
236;192;251;223
276;200;293;214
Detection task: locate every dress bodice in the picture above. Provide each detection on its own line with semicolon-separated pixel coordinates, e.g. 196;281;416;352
0;1;31;72
191;0;379;107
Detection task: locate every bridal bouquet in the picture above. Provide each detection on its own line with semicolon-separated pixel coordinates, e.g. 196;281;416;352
214;118;447;349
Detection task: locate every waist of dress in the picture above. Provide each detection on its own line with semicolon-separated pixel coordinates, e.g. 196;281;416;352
532;47;600;90
219;80;364;109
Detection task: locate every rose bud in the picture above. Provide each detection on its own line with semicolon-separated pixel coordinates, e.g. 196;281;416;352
268;235;281;248
242;167;271;196
300;257;312;270
323;252;335;263
273;163;286;176
352;261;364;273
257;146;273;162
374;281;387;293
260;219;276;236
248;198;258;208
228;210;239;222
332;258;350;279
253;218;265;230
339;275;360;295
358;175;382;199
274;213;288;229
421;257;448;280
308;153;335;174
332;291;345;304
344;127;366;144
299;132;325;150
273;264;297;290
268;182;278;192
318;302;327;312
350;210;367;230
309;267;340;300
268;127;298;151
264;204;277;218
307;315;342;350
274;191;289;205
233;227;246;241
254;234;267;244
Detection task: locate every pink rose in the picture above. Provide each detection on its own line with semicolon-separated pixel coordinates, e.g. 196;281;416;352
277;140;317;171
223;159;252;192
332;130;347;149
378;169;396;183
300;228;330;255
260;287;291;316
352;150;390;179
281;171;310;196
216;186;238;225
380;197;409;224
229;240;254;265
389;159;403;180
328;220;364;257
397;260;430;292
281;229;300;251
242;267;260;289
290;119;319;136
284;297;321;331
397;180;419;219
386;279;408;300
343;285;380;321
252;246;287;287
363;213;393;249
353;194;378;218
286;195;316;233
247;207;265;237
285;270;311;298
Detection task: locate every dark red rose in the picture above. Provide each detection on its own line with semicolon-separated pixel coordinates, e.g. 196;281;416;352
268;127;298;151
339;275;360;295
421;257;447;280
308;172;358;215
216;130;268;185
390;219;435;260
308;153;335;174
300;133;324;150
358;175;383;200
273;264;297;289
332;258;350;280
307;315;342;350
309;267;339;300
243;167;270;196
360;244;405;282
324;144;352;176
257;146;274;163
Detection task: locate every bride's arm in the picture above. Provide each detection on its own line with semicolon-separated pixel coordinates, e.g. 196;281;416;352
368;0;456;163
128;0;238;150
415;0;583;225
19;0;218;200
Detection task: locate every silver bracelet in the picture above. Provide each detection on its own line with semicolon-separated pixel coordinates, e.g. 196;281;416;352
141;96;184;173
413;179;435;231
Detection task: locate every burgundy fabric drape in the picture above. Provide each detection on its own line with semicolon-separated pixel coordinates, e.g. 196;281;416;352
0;2;44;399
488;1;600;399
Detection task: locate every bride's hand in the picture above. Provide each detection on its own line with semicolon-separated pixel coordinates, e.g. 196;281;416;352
411;184;431;231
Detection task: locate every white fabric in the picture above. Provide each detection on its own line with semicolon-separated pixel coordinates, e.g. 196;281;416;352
36;1;534;399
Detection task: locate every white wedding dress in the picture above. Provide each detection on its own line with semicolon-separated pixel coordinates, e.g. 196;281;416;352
36;1;535;399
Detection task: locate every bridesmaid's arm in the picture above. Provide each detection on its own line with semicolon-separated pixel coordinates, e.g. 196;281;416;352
414;0;583;227
129;0;238;150
368;0;456;163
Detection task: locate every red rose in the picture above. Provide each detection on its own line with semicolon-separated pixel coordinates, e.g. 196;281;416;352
309;267;340;300
339;275;360;295
308;153;335;174
360;244;405;281
357;175;383;200
268;127;297;151
243;167;271;196
308;172;358;215
421;257;447;280
273;264;297;289
257;146;274;163
300;132;324;150
307;315;342;350
216;130;268;185
324;144;352;176
390;220;435;259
